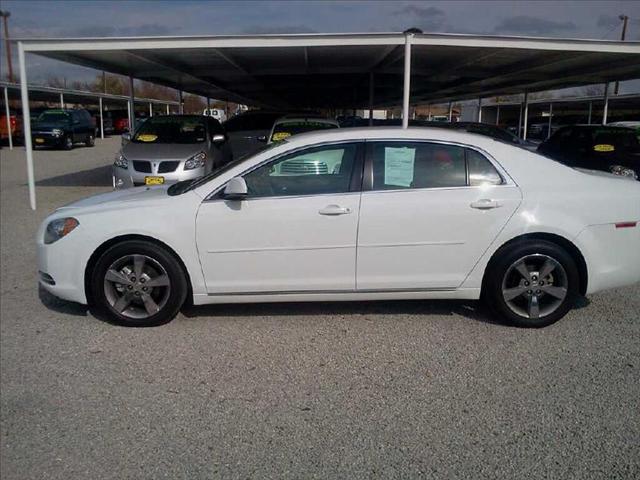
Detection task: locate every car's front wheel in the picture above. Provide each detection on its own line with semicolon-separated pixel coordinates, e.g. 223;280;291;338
90;240;188;327
483;240;580;328
62;135;73;150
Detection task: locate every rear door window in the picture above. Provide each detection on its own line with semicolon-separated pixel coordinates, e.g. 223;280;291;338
370;142;467;190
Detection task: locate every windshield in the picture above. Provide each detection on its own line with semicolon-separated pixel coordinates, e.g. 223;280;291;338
132;116;207;144
270;121;337;142
168;141;283;196
37;112;70;124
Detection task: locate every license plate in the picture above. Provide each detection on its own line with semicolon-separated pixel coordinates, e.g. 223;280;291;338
144;176;165;185
35;138;45;144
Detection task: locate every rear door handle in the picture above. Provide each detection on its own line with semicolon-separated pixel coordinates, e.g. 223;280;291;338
470;199;501;210
319;204;352;215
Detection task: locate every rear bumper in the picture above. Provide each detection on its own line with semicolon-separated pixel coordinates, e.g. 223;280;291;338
577;222;640;294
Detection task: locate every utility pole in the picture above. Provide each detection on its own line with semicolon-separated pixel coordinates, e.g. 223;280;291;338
0;10;14;83
614;14;628;95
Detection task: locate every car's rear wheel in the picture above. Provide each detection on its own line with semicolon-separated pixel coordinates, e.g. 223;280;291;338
483;240;579;328
90;240;187;327
86;134;95;147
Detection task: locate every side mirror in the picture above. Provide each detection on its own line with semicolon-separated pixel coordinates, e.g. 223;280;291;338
212;133;226;144
121;133;131;146
223;177;247;200
257;135;267;143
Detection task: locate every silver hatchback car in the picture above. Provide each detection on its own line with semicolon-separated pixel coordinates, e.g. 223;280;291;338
113;115;233;188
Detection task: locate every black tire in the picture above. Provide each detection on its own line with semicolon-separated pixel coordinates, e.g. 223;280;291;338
86;134;95;147
482;240;580;328
63;135;73;150
89;240;188;327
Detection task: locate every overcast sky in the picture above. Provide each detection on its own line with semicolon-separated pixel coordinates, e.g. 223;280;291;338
1;0;639;91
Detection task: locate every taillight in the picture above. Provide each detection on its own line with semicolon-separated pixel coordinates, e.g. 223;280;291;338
615;222;637;229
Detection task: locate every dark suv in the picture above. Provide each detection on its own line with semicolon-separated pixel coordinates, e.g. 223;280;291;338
538;125;640;180
32;109;96;150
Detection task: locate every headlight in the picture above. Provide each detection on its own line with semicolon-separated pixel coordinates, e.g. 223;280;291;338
610;165;638;180
44;218;79;244
52;129;63;137
184;152;207;170
114;153;128;169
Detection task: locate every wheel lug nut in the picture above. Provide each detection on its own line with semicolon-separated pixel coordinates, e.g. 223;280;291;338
142;287;148;292
528;290;533;294
127;285;133;290
135;291;141;296
139;278;145;283
524;281;530;286
130;276;136;282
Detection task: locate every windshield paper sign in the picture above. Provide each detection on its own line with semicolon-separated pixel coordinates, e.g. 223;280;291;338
593;144;615;152
384;147;415;187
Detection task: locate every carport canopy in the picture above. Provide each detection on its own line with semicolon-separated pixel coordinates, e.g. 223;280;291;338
13;31;640;209
17;31;640;108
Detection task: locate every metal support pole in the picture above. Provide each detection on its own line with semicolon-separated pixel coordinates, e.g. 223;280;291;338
517;101;523;138
59;92;64;109
523;92;529;140
547;102;553;140
477;97;482;123
99;96;104;139
18;42;36;210
178;90;183;114
587;101;592;124
496;104;500;126
4;86;13;150
447;101;453;122
427;105;432;121
149;102;153;117
166;104;170;115
126;100;131;133
602;82;610;125
368;72;374;126
128;76;135;131
402;32;414;129
206;97;211;110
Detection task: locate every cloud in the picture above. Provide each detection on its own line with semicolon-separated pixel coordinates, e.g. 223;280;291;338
68;24;176;37
493;16;576;35
596;15;621;28
392;4;446;31
240;25;317;34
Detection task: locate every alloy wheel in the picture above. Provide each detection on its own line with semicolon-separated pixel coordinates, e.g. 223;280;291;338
501;254;568;319
103;254;171;319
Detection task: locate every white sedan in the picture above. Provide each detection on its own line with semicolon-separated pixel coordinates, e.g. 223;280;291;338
37;128;640;328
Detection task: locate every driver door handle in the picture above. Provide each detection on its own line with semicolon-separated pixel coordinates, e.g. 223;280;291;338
470;199;502;210
319;204;352;216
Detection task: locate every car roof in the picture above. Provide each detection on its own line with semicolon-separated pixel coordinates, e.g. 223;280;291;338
274;116;338;125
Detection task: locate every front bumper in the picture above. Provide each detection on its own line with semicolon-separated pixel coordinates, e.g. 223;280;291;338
32;134;65;147
36;224;90;305
112;164;206;189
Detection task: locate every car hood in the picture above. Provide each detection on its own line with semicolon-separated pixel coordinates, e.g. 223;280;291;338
122;142;205;161
56;185;171;212
33;122;68;130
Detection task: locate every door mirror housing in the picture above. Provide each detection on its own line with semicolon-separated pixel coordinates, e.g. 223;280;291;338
121;132;131;145
212;133;226;144
223;177;248;200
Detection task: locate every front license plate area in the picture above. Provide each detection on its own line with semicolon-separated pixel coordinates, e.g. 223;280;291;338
145;176;165;185
35;138;45;144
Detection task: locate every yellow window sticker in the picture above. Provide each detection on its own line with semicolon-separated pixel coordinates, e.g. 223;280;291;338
271;131;291;142
136;134;158;142
593;144;614;152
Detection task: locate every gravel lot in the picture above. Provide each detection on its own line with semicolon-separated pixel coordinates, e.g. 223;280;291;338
1;137;639;479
